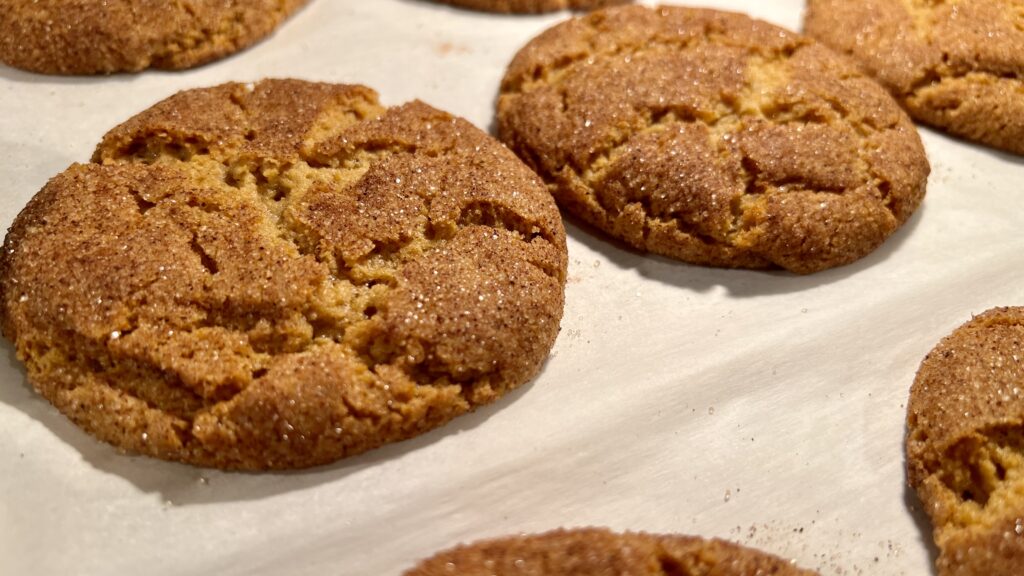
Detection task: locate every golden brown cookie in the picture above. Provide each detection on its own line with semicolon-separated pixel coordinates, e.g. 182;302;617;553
498;5;929;274
430;0;629;14
907;307;1024;576
0;0;308;74
404;527;820;575
0;79;567;470
804;0;1024;155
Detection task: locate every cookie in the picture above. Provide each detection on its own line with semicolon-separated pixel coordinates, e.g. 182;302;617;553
430;0;630;14
804;0;1024;155
497;5;929;274
0;0;308;74
0;79;567;470
404;527;819;575
906;307;1024;575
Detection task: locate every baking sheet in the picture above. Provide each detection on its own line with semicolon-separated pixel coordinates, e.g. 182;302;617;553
1;1;1022;574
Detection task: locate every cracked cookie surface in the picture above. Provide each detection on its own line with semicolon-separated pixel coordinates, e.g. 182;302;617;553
404;527;819;575
0;0;308;74
0;79;567;470
429;0;629;14
498;5;929;274
805;0;1024;155
907;307;1024;576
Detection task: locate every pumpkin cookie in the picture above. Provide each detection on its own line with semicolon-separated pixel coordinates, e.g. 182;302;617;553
498;5;929;274
805;0;1024;155
430;0;629;14
907;307;1024;575
0;0;309;74
405;527;819;575
0;79;567;470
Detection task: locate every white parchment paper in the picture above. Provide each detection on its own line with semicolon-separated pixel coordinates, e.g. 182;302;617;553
1;1;1022;575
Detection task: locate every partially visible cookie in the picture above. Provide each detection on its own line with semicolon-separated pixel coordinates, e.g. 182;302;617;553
0;0;309;74
430;0;629;14
404;527;819;575
907;307;1024;576
0;79;567;470
804;0;1024;155
498;5;929;274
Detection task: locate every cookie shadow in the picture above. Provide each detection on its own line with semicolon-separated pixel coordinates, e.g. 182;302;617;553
565;202;927;297
984;147;1024;166
903;477;941;574
0;64;138;85
0;57;262;86
404;0;574;16
919;125;1024;167
0;339;542;505
0;0;315;83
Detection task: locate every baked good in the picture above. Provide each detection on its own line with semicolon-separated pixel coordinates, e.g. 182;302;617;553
0;79;567;470
404;527;820;575
0;0;308;74
498;5;929;274
804;0;1024;155
430;0;629;14
906;307;1024;575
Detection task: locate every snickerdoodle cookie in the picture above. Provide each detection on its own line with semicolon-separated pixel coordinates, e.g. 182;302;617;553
907;307;1024;575
805;0;1024;155
404;527;819;575
0;79;567;470
0;0;308;74
498;5;929;274
430;0;629;14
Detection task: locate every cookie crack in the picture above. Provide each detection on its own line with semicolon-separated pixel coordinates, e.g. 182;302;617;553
302;141;435;169
43;336;207;428
81;92;564;423
727;155;760;241
895;0;1024;99
976;317;1024;331
113;134;213;165
455;200;550;244
906;67;1024;103
570;112;737;248
656;554;692;576
188;234;219;276
511;38;701;95
128;187;156;215
858;148;900;222
577;108;699;185
904;63;947;99
932;425;1024;528
504;13;710;96
505;12;806;97
106;102;558;285
148;4;294;70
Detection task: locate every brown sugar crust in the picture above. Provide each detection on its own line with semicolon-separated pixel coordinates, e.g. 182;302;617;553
907;307;1024;576
430;0;629;14
0;79;567;470
497;5;929;274
404;527;819;575
0;0;308;74
805;0;1024;155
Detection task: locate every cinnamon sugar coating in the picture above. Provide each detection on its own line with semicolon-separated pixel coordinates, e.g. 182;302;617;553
404;527;819;575
498;5;929;274
0;79;567;470
907;307;1024;576
430;0;629;14
0;0;308;74
805;0;1024;155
